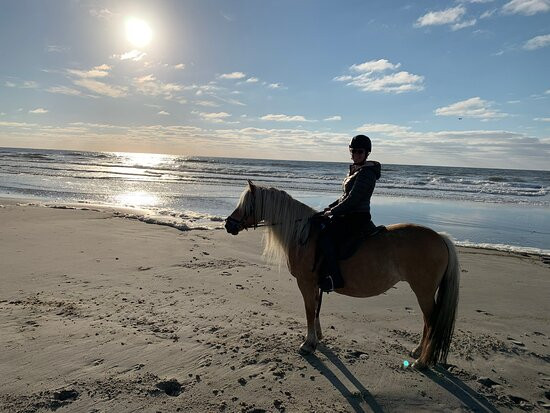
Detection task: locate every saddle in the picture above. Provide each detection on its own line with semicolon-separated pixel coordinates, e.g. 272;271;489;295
336;222;387;260
311;214;386;274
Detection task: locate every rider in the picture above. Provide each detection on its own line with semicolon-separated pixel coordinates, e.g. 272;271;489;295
319;134;381;292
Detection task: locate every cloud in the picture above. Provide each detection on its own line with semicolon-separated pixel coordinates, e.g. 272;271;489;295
334;59;424;94
68;64;111;78
435;97;508;120
45;86;84;96
260;114;314;122
117;50;147;61
46;45;69;53
502;0;550;15
157;111;170;116
29;108;48;114
89;8;114;20
174;63;185;70
196;111;232;123
415;6;466;27
219;72;246;80
267;83;283;89
73;79;128;98
355;123;412;134
523;34;550;50
65;64;127;98
452;18;477;30
4;80;38;88
133;74;183;98
196;100;220;107
534;117;550;121
324;116;342;121
245;77;259;83
480;8;497;18
351;59;401;72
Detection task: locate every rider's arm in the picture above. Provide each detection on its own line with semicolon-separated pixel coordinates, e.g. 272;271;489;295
329;168;375;216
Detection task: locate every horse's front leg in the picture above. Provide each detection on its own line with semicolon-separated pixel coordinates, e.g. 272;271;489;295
297;278;320;355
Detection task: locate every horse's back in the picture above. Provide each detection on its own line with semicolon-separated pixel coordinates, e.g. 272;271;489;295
338;223;449;298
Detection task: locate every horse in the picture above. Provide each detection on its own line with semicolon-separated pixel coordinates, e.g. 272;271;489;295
225;181;460;368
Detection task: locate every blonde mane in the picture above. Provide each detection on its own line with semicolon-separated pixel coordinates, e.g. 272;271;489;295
236;185;317;266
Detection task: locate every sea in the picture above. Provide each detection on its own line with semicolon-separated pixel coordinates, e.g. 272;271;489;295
1;147;549;255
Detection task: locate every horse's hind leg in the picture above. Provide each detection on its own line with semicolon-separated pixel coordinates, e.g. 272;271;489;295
412;294;435;369
297;278;320;355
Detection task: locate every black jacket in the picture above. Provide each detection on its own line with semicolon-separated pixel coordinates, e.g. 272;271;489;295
329;161;381;218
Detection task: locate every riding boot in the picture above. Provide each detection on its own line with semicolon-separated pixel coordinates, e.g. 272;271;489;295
318;231;344;292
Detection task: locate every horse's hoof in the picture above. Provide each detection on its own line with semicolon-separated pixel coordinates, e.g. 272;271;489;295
412;360;428;370
410;346;422;359
299;342;316;355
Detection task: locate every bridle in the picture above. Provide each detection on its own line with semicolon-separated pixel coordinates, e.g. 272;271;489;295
225;185;261;232
225;185;317;234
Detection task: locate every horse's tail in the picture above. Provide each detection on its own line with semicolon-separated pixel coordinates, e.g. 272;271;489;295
426;234;460;365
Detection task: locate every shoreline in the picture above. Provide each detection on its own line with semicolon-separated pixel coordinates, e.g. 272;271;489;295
1;195;549;258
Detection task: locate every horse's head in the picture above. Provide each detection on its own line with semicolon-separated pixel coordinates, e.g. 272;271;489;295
225;180;258;235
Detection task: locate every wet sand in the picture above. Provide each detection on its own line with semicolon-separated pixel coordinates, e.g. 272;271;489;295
1;202;549;412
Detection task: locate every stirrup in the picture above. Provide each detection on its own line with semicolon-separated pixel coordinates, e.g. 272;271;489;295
319;276;335;293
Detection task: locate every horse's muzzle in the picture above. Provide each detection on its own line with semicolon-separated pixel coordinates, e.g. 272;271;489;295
225;217;241;235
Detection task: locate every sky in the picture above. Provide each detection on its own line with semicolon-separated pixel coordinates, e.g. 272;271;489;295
0;0;549;169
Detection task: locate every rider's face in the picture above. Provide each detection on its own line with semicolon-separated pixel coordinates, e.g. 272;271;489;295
349;148;367;164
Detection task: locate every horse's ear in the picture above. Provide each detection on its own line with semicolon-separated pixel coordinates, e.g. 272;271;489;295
247;179;255;191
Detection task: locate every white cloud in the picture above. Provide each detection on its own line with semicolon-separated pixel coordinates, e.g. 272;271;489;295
196;111;232;123
89;8;114;20
335;60;424;94
4;80;38;88
324;116;342;121
435;97;508;120
351;59;401;73
523;34;550;50
534;117;550;121
219;72;246;80
158;111;170;116
452;18;477;30
267;83;283;89
196;100;220;107
46;45;69;53
480;8;497;18
415;6;466;27
260;114;313;122
545;89;550;94
174;63;185;70
68;65;111;78
355;123;412;135
133;74;183;98
502;0;550;15
246;77;259;83
29;108;48;114
73;79;128;98
46;86;84;96
116;50;147;61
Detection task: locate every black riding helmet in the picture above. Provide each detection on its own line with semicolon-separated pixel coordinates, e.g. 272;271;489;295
349;135;371;153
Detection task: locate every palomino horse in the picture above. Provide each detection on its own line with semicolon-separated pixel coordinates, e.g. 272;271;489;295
225;181;460;368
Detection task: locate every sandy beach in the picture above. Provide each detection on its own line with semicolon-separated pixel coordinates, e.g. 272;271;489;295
1;201;549;413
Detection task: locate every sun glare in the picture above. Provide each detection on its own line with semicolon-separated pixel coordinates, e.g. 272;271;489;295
125;17;152;48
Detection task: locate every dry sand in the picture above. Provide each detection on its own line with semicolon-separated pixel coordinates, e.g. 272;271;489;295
0;202;549;413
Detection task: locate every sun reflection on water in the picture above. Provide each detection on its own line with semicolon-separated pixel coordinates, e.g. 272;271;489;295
114;191;160;207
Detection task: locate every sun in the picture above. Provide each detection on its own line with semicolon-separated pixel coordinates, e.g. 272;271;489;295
125;17;153;48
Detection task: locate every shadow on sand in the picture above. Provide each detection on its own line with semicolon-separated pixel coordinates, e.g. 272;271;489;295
302;345;501;413
421;365;501;413
302;344;384;413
